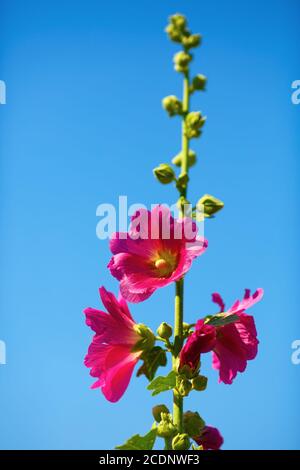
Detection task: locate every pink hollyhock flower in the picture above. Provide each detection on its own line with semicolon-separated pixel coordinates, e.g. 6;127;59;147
108;205;208;303
84;287;147;402
212;289;263;384
211;288;263;384
179;288;263;383
194;426;224;450
179;319;216;372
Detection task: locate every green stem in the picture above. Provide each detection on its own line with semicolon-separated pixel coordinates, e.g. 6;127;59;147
181;72;190;183
164;436;173;450
172;70;190;435
173;279;184;432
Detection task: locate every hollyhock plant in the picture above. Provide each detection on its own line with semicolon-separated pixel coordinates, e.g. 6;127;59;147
84;13;264;450
108;205;208;303
84;287;154;402
194;426;224;450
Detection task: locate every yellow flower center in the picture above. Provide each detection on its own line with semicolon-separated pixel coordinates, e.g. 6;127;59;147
153;251;178;277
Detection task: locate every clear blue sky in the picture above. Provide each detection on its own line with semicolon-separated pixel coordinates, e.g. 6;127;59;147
0;0;299;450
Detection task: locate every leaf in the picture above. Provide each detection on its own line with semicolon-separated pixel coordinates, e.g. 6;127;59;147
191;443;203;450
147;371;177;396
205;313;239;327
136;346;167;381
115;429;157;450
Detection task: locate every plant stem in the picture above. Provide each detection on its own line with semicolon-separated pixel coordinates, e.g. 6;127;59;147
164;437;173;450
172;70;190;434
173;278;184;432
181;72;190;184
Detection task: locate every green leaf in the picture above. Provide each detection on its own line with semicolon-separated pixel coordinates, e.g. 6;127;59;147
136;346;167;381
147;371;177;397
116;429;157;450
191;443;203;450
205;313;239;327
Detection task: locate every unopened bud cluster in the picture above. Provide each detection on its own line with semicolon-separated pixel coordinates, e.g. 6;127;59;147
173;51;192;73
166;14;202;52
185;111;206;139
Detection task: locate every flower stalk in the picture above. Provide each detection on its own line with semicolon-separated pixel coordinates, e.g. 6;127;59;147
84;12;263;452
172;47;191;436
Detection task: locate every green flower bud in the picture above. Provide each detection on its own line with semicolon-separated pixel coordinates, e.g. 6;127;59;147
170;13;187;30
153;163;176;185
172;149;197;168
133;324;155;352
182;33;201;49
172;433;191;450
183;322;192;337
176;375;192;397
178;364;195;380
173;51;192;73
157;413;177;438
162;95;183;117
176;172;189;192
152;404;170;422
157;322;173;340
192;375;208;391
191;74;207;91
165;24;183;43
183;411;205;437
196;194;224;217
176;197;192;218
185;111;206;138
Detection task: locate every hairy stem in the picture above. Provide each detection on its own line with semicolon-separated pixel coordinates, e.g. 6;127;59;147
172;70;190;434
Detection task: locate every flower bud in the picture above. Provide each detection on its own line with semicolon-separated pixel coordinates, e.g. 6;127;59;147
178;364;195;380
172;433;191;450
172;149;197;168
170;13;187;30
183;411;205;437
173;51;192;73
165;24;183;43
192;375;208;391
165;15;190;44
156;413;177;438
185;111;206;138
176;172;189;192
183;322;192;337
153;163;176;185
157;322;173;340
176;375;192;397
162;95;183;117
133;324;155;352
191;74;207;92
152;404;170;422
182;33;201;49
196;194;224;217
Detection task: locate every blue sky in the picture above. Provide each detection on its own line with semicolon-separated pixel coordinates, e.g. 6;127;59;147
0;0;299;450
